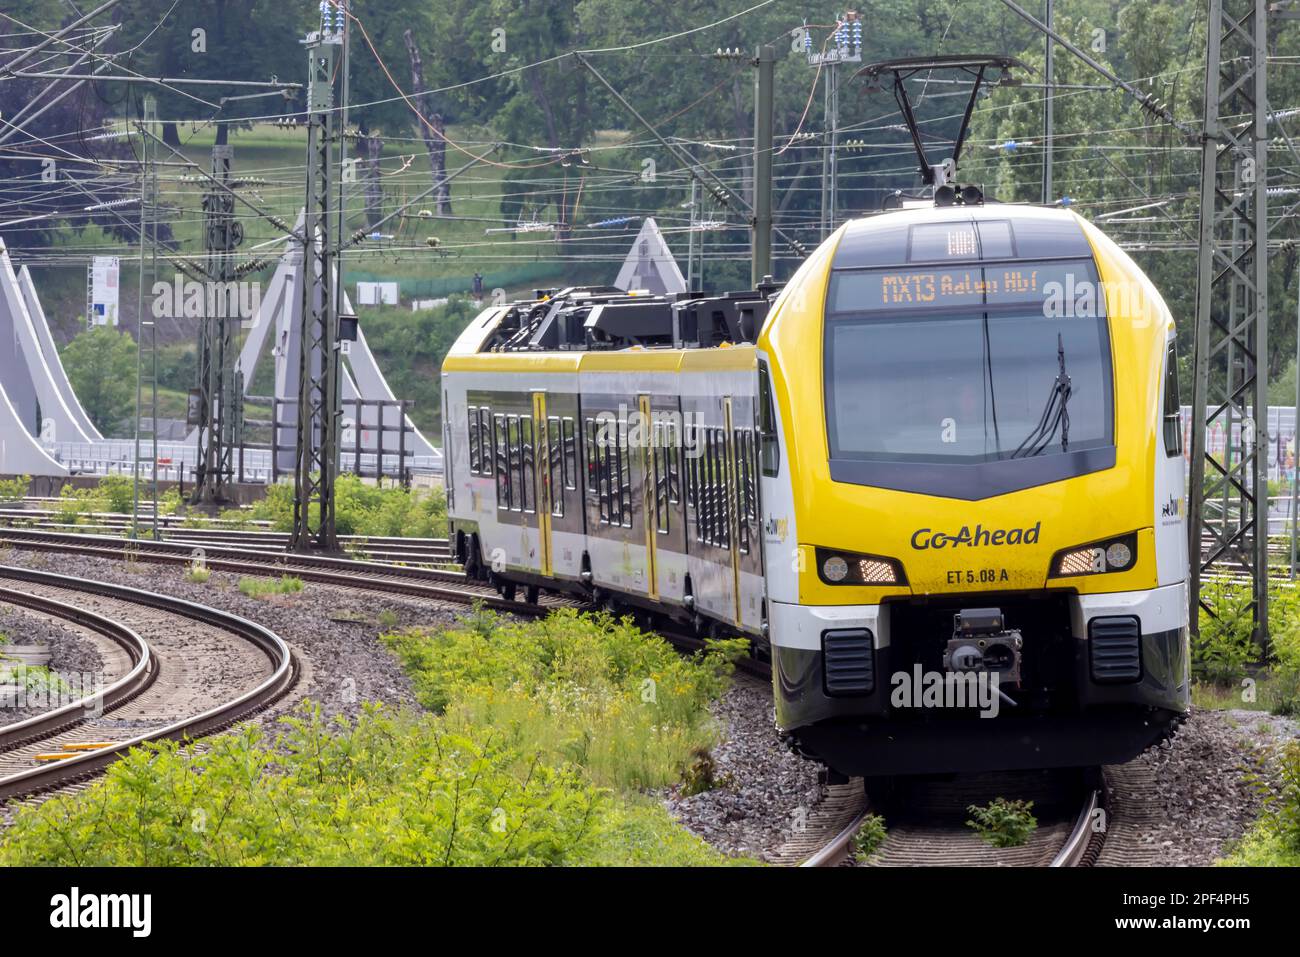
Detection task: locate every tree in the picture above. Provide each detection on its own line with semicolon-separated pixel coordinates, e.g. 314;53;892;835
61;327;137;436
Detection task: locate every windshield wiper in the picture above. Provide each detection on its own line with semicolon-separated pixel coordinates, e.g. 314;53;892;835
1011;332;1072;458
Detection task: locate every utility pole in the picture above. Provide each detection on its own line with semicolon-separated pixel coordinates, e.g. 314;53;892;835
130;94;156;540
1042;0;1054;205
291;12;343;552
685;179;701;293
806;14;861;238
1189;0;1271;653
192;144;242;508
752;43;775;287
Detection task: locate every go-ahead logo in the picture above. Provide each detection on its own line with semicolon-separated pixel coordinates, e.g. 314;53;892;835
911;522;1041;550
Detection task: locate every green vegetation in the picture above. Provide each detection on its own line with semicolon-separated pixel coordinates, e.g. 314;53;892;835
184;565;211;585
1193;578;1300;716
60;328;137;436
852;814;888;861
0;609;751;866
967;798;1038;848
0;635;69;699
383;608;746;791
226;474;447;538
1221;742;1300;866
0;475;28;503
237;576;304;598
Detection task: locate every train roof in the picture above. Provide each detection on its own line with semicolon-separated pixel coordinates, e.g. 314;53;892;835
832;204;1093;270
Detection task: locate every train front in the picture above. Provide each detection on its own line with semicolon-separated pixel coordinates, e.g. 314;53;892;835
757;204;1190;776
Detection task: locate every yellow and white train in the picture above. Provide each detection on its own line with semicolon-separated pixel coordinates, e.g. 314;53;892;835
442;203;1189;775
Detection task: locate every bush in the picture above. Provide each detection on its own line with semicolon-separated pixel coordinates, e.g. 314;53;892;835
1222;742;1300;866
1195;577;1260;684
967;798;1037;848
227;475;447;538
0;475;28;503
383;607;746;792
852;813;888;860
238;575;303;598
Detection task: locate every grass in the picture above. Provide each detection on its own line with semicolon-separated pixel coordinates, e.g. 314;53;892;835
237;575;304;598
0;608;755;866
184;565;211;584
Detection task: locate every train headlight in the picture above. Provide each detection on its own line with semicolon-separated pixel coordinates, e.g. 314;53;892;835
1050;533;1138;577
815;547;907;586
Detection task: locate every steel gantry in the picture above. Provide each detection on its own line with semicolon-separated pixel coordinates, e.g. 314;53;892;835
192;145;244;508
290;25;344;552
1188;0;1271;651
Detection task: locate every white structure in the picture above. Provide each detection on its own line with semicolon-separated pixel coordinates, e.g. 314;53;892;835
614;217;686;296
0;238;93;476
207;216;439;471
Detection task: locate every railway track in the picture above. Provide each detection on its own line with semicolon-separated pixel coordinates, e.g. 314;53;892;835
0;526;574;618
0;508;453;566
0;564;295;801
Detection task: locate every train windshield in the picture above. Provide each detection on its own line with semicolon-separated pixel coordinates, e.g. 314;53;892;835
824;265;1113;465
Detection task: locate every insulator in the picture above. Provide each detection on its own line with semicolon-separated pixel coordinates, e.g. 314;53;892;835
425;236;440;247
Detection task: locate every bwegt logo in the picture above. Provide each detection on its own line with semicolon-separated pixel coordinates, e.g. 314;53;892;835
152;272;261;320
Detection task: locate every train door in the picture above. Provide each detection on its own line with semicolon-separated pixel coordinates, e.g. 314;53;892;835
638;394;659;599
531;391;553;577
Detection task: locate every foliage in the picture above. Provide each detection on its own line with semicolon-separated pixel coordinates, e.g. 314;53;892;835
383;607;747;792
1195;577;1262;684
229;474;447;538
0;475;29;503
53;475;136;523
237;575;304;598
184;566;211;584
966;797;1037;848
1221;742;1300;866
59;328;137;436
852;813;888;860
0;618;748;865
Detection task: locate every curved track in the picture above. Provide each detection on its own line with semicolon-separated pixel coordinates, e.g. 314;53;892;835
0;564;295;801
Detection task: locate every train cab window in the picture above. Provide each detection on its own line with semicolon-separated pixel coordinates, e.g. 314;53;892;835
467;406;481;474
562;418;578;490
824;258;1114;499
1163;340;1183;457
494;413;510;509
758;361;780;477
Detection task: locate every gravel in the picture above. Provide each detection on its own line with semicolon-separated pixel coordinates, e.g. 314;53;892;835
663;675;822;862
0;550;466;727
0;604;105;726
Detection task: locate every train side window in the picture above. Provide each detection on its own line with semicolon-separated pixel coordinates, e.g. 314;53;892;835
1163;340;1183;457
758;360;780;477
520;416;535;513
597;420;611;525
507;416;521;512
718;429;731;550
562;417;578;490
618;418;632;528
479;409;492;474
547;417;563;518
653;440;669;534
467;406;480;474
585;418;598;503
734;429;751;554
494;414;510;509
